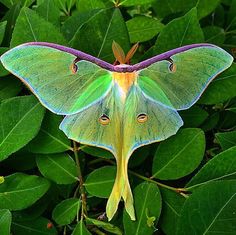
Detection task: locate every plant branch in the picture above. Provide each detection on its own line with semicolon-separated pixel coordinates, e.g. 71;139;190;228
129;170;188;196
73;141;87;219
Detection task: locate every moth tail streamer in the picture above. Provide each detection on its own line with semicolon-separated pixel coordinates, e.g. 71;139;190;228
106;154;135;221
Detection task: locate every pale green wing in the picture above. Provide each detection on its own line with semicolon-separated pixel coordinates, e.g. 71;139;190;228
123;86;183;157
138;46;233;110
60;87;122;155
0;45;112;115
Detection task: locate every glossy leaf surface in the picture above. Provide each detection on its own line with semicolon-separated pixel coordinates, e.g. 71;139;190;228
126;16;164;43
11;7;66;47
177;180;236;235
0;173;50;210
0;209;11;235
187;146;236;189
84;166;116;198
154;8;204;54
152;128;205;180
0;96;45;161
36;153;78;184
28;112;71;154
52;198;80;225
72;221;92;235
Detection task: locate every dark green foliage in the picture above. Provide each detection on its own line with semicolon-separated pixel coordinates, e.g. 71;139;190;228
0;0;235;234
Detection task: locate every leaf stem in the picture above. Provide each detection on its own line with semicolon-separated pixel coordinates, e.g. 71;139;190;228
91;227;106;235
225;30;236;35
73;141;87;219
63;226;67;235
129;170;188;196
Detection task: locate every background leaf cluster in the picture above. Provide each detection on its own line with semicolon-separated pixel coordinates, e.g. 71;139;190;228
0;0;236;234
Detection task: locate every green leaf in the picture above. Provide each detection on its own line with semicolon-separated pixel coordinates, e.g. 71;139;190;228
220;111;236;130
203;26;225;45
52;198;80;226
86;218;122;235
159;188;185;235
36;153;78;184
215;131;236;150
227;0;236;29
70;8;130;63
12;217;57;235
72;221;92;235
76;0;110;12
1;3;21;45
27;112;71;154
126;16;164;43
180;106;209;127
153;8;204;54
196;0;221;19
0;96;45;161
0;173;50;210
199;63;236;105
0;21;7;45
123;182;161;235
0;0;12;8
11;7;67;47
36;0;60;26
0;0;34;8
84;166;116;198
81;146;113;159
176;180;236;235
0;47;10;77
12;190;53;221
214;4;225;27
153;0;220;19
153;0;197;18
0;209;11;235
53;0;75;15
152;128;205;180
62;10;100;42
0;75;22;100
120;0;154;6
187;147;236;189
200;112;219;132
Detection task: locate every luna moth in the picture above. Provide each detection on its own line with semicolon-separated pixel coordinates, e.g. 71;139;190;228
0;42;233;221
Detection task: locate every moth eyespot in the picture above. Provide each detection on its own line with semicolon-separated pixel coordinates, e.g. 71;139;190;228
70;57;80;74
169;63;177;73
137;113;148;123
70;63;78;74
99;114;110;125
